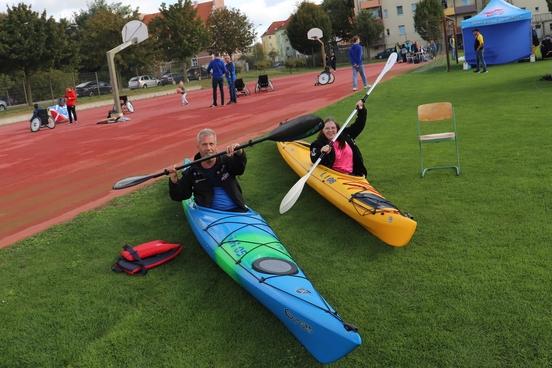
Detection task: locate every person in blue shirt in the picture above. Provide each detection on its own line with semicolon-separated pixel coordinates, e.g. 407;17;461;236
207;53;226;107
224;54;237;104
348;36;371;91
168;128;247;212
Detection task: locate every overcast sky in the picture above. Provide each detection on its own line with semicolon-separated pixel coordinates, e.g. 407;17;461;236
0;0;323;40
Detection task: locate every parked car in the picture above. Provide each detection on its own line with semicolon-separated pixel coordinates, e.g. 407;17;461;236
159;72;185;85
75;81;112;97
0;99;7;111
375;47;396;59
187;67;210;80
128;75;160;89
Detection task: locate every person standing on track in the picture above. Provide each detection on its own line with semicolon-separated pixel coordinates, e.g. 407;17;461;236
177;80;189;105
348;36;371;91
207;53;226;107
224;54;237;104
64;87;77;124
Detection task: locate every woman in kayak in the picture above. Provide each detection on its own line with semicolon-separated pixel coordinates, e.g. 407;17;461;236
309;100;367;176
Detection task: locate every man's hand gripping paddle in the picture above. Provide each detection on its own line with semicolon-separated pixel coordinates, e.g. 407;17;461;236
112;115;324;190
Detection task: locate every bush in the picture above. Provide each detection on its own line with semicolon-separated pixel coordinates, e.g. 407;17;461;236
255;59;271;70
30;70;75;102
295;58;307;67
285;59;297;69
285;57;307;70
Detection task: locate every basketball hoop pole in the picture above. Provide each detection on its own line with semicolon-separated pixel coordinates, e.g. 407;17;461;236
314;38;327;69
105;21;148;121
307;28;325;70
107;39;137;118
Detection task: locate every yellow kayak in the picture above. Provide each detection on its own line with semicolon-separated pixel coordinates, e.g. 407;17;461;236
277;141;417;247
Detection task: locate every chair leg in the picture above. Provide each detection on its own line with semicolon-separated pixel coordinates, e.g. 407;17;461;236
418;142;426;177
454;139;461;176
421;168;428;178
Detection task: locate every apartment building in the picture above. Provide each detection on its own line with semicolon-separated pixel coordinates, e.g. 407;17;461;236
354;0;551;51
513;0;552;39
261;19;302;63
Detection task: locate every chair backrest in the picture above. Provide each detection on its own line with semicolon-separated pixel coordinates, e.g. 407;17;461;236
38;108;49;121
417;102;453;122
258;74;269;86
234;78;244;89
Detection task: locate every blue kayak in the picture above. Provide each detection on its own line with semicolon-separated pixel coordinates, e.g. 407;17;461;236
182;198;362;363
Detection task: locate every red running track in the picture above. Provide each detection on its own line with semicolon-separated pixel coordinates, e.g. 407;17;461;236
0;62;419;247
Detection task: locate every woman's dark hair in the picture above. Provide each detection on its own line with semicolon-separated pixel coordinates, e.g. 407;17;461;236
317;118;346;149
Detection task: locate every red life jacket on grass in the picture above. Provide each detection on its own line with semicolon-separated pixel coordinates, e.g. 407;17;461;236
112;240;183;275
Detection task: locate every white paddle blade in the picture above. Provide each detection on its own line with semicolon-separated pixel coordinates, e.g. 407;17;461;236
366;52;398;95
279;175;308;214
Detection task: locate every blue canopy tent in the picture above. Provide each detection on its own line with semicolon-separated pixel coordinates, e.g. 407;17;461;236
461;0;531;65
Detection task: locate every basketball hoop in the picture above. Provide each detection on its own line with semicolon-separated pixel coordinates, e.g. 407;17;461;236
307;28;323;40
122;20;148;44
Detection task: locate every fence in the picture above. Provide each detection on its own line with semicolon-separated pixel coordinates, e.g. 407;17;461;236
0;48;386;109
0;70;115;108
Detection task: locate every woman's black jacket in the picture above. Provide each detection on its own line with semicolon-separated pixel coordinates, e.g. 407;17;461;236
309;107;367;177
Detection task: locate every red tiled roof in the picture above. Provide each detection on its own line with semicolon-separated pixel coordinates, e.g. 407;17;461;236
262;19;289;37
195;1;213;22
141;1;214;25
360;0;381;10
141;13;160;25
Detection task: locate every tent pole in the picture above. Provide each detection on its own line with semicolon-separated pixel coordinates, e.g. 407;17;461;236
443;16;450;72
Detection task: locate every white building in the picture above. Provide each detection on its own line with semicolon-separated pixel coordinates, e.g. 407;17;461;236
261;19;302;62
353;0;551;51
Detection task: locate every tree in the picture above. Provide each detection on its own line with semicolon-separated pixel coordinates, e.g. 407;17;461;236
0;12;7;56
253;42;265;61
46;18;80;70
0;74;15;101
322;0;355;41
207;7;256;56
268;50;278;63
355;10;384;58
286;1;332;56
414;0;444;42
149;0;209;63
547;0;552;12
239;42;265;69
74;0;132;72
0;4;57;104
74;0;157;78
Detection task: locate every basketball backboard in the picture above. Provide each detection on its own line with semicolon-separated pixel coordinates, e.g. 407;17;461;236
307;28;323;40
122;20;148;44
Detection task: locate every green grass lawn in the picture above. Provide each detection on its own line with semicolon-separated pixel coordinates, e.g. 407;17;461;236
1;59;551;367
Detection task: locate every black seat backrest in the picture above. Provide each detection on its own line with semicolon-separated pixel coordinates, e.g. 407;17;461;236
33;106;48;124
258;74;269;87
234;78;245;89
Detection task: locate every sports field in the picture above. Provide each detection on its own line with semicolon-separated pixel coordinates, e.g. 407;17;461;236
0;58;551;367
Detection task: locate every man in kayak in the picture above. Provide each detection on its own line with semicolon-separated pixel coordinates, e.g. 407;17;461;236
167;129;247;212
309;100;367;177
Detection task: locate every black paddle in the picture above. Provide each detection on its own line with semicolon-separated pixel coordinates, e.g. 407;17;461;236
112;115;323;190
